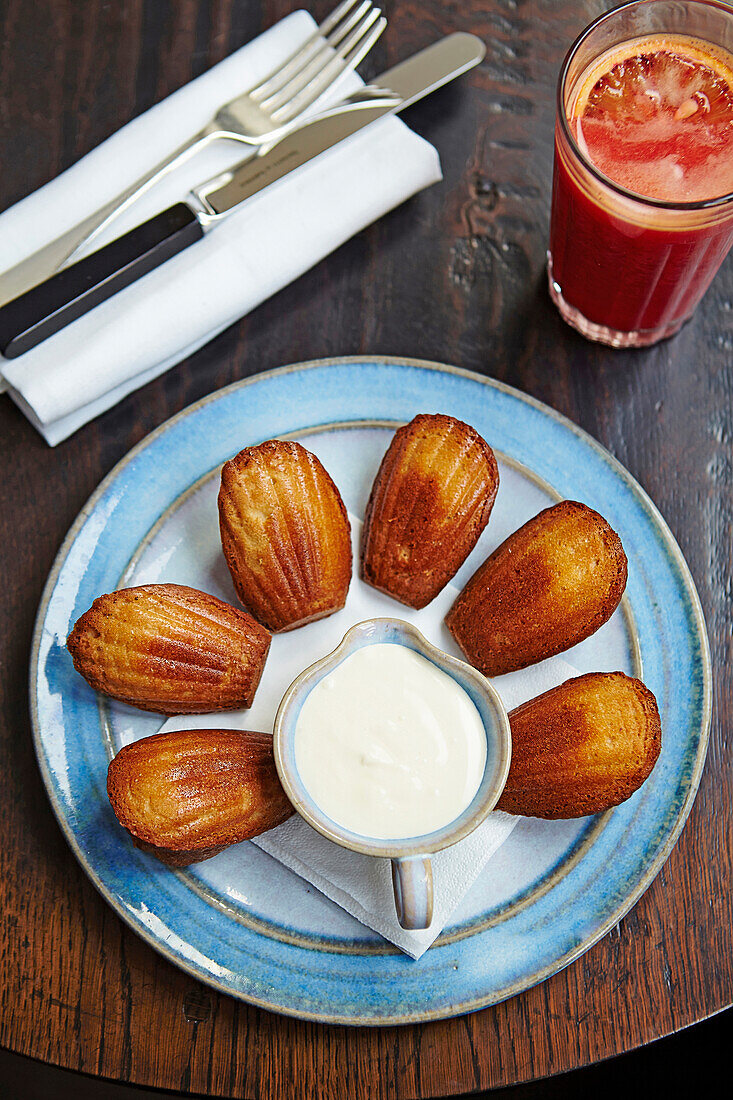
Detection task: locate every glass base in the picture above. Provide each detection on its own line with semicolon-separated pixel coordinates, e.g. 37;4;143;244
546;255;687;348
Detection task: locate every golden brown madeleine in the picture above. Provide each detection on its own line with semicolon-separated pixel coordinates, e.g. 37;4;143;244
107;728;294;865
496;672;661;818
446;500;627;675
360;413;499;609
67;584;270;714
218;440;352;632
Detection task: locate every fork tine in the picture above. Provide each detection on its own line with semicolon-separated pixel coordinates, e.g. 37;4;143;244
249;0;363;99
322;0;373;48
254;2;372;105
263;8;383;117
318;0;364;38
272;16;386;123
335;15;387;80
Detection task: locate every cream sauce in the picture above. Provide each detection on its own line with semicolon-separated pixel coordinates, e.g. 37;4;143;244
294;643;487;840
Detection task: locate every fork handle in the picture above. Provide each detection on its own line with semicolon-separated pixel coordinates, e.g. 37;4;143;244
0;129;210;306
0;204;202;359
61;129;213;267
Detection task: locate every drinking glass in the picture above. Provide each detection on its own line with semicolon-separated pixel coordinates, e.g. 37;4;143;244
547;0;733;347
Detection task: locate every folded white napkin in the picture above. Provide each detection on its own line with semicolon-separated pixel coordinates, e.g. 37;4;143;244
0;11;441;445
154;517;580;959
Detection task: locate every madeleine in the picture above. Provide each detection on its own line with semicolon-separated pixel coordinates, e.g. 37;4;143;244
218;440;352;632
107;728;293;865
496;672;661;818
361;413;499;608
446;500;627;675
67;584;270;714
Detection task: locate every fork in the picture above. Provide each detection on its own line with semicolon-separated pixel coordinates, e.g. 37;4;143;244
0;0;386;302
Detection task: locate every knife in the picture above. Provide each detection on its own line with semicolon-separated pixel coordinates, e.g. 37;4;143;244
0;33;484;360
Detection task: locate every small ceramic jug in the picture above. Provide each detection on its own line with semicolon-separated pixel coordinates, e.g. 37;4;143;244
274;618;512;931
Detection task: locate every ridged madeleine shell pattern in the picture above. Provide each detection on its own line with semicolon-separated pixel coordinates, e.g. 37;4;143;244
496;673;662;819
67;584;271;715
360;413;499;609
107;728;294;865
446;500;628;676
218;440;352;632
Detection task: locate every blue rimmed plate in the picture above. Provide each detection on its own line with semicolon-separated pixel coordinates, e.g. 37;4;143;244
31;356;711;1024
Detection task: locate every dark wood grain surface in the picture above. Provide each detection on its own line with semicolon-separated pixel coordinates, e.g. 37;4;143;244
1;1;731;1097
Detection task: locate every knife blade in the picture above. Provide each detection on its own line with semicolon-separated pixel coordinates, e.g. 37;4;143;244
0;33;484;360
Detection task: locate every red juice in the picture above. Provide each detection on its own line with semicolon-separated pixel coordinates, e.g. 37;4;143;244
548;24;733;347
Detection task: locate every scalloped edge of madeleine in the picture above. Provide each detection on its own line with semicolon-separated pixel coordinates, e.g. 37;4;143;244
67;584;271;715
496;672;661;818
361;413;499;609
218;439;352;632
107;728;293;865
446;500;628;676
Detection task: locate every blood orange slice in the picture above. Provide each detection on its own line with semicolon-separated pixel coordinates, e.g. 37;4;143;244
570;35;733;201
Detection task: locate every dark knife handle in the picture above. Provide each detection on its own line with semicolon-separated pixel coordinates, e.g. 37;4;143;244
0;203;203;359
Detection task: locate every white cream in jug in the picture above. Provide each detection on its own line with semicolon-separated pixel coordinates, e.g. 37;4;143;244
294;643;487;840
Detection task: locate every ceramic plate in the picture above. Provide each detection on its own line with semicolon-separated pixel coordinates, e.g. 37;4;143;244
31;357;711;1025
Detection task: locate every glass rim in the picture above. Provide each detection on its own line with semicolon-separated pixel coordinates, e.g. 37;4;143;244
557;0;733;212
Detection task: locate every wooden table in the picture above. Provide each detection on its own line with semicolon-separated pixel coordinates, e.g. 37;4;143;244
1;1;731;1096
